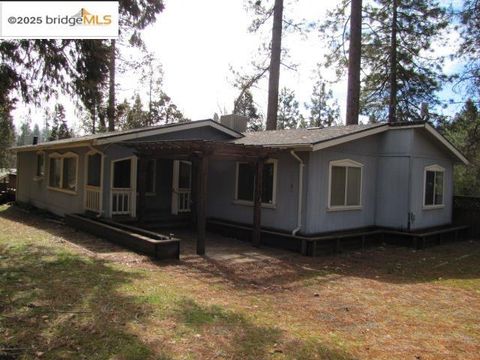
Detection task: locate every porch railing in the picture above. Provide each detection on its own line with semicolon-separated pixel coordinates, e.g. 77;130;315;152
112;189;132;215
178;189;191;213
85;185;101;213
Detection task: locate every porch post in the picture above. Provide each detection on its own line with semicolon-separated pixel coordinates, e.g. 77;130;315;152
253;158;264;247
196;154;208;255
137;158;147;224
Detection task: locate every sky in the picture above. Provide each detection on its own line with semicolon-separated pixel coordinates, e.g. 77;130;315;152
136;0;336;121
12;0;467;132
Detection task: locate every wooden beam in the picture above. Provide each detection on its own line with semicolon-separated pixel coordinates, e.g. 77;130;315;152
137;158;147;224
196;154;209;255
252;159;264;247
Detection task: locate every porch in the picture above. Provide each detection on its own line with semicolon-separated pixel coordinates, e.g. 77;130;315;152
82;139;279;256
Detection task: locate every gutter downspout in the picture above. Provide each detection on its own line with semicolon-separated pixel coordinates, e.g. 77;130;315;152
290;150;304;236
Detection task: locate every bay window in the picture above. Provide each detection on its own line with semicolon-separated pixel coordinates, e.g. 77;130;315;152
48;152;78;193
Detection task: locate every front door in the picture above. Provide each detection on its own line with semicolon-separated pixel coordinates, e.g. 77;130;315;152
171;160;192;215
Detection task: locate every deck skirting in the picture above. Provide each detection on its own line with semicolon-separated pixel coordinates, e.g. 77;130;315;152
207;218;470;256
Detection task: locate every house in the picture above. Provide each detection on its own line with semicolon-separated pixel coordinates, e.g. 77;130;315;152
11;115;468;255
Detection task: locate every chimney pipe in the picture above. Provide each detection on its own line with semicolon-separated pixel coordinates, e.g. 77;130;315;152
32;136;38;145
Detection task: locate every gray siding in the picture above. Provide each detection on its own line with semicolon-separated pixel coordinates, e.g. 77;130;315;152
304;137;379;233
16;147;89;216
15;125;458;234
207;151;305;232
408;130;454;230
375;157;410;229
374;129;414;229
303;128;455;233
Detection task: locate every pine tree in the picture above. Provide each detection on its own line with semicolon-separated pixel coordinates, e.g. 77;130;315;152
233;90;264;131
0;1;165;133
457;0;480;101
232;0;311;130
306;78;340;128
298;116;309;129
345;0;363;125
443;99;480;195
49;104;71;141
16;119;32;146
277;87;301;130
0;106;15;168
320;0;448;122
127;95;147;130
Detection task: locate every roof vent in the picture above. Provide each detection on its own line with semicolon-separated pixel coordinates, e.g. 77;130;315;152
219;114;248;133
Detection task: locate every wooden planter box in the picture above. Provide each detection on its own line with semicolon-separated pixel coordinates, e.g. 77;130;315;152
65;214;180;260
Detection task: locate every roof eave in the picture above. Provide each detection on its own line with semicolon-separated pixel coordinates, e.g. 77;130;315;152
423;123;469;165
10;140;93;153
94;120;242;146
311;124;389;151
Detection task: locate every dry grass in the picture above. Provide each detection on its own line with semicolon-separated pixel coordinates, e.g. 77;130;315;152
0;204;479;359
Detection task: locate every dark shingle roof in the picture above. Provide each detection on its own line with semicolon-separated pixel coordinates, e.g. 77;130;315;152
11;119;241;151
232;123;386;147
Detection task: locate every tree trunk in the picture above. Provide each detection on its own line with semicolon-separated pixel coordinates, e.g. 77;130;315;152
107;39;116;132
345;0;363;125
265;0;284;131
92;100;96;134
388;0;398;123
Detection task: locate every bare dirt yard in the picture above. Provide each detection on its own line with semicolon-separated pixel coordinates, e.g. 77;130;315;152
1;204;479;359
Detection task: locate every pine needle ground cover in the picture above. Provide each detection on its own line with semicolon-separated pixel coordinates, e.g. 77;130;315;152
0;204;479;359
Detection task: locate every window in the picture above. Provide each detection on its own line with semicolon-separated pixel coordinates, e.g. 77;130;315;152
49;157;61;188
424;165;444;207
178;161;191;190
136;159;156;194
35;152;45;178
328;159;363;209
62;157;77;191
87;153;102;187
48;152;78;193
113;159;132;188
235;160;277;205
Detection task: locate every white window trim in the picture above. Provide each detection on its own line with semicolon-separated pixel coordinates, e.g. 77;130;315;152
327;159;363;211
84;149;105;213
233;159;278;208
423;164;445;210
47;151;79;195
33;151;45;181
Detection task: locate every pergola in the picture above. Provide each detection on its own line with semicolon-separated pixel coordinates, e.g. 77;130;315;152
123;139;280;255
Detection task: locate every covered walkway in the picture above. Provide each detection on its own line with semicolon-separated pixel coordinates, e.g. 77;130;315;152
125;139;280;256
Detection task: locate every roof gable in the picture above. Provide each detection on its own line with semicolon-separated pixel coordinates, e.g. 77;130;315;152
12;119;242;152
233;122;468;164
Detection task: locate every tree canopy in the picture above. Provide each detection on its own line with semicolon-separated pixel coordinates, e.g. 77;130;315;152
320;0;448;122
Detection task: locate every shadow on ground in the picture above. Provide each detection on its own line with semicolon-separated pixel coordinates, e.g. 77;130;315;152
0;242;164;359
1;204;480;291
0;205;357;359
171;297;355;360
